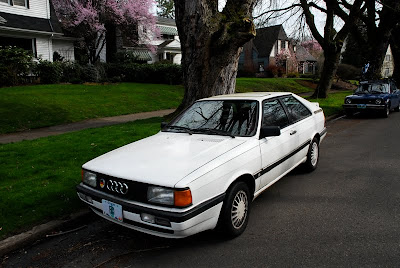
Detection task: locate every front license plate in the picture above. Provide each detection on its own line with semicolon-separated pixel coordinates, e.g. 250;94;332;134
357;104;366;109
102;199;123;222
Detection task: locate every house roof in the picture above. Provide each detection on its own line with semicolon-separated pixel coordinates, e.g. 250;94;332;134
157;17;176;26
295;45;317;62
0;1;64;35
253;25;288;57
158;25;178;36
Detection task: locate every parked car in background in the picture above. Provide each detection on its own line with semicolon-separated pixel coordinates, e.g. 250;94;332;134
343;79;400;117
77;92;327;238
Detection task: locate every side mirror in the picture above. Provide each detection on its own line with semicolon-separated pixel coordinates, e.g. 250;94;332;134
259;126;281;139
161;122;168;129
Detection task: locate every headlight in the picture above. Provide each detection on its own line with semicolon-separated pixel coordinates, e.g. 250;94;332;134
345;98;351;104
147;186;192;207
82;170;97;187
375;99;382;105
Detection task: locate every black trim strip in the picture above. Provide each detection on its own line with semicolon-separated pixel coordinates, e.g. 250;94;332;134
77;184;225;223
91;207;174;234
314;109;323;114
254;139;311;178
320;128;327;136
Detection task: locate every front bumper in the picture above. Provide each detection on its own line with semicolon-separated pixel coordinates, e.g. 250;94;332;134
342;104;386;110
76;183;224;238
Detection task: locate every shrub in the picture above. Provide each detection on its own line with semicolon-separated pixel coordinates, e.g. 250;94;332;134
0;46;32;87
60;61;82;83
35;60;63;84
336;64;360;81
265;65;279;78
103;63;182;85
80;64;100;82
287;72;299;78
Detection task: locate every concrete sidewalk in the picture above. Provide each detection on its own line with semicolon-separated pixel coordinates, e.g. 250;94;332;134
0;109;175;144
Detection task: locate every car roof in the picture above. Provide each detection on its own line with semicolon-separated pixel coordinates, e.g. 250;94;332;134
198;92;292;101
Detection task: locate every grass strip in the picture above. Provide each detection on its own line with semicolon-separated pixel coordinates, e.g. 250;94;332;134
0;83;183;134
308;91;352;117
0;117;163;239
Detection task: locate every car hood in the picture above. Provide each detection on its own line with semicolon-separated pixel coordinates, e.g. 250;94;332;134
349;93;388;99
82;132;247;188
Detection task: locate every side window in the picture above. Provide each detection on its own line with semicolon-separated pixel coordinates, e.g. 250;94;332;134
282;96;312;122
262;99;289;129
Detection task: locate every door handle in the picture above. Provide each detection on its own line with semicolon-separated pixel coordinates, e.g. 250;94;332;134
290;130;297;135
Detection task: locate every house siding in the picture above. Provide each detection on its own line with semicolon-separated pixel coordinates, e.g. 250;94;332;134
0;0;50;19
36;36;52;60
52;39;75;61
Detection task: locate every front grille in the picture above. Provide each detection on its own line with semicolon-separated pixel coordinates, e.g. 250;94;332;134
95;173;149;203
350;99;376;104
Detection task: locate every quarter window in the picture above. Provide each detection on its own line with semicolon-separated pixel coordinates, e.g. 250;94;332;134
282;96;311;122
262;99;289;129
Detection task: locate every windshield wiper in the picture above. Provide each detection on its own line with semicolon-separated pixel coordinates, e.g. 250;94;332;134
194;128;235;138
164;125;193;134
371;90;383;94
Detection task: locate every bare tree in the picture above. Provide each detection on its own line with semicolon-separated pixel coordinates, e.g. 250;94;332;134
173;0;257;111
350;0;400;79
299;0;365;98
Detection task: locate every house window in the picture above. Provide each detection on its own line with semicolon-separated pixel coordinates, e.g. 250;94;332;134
0;36;36;56
2;0;30;7
285;41;289;49
385;55;391;61
277;40;281;52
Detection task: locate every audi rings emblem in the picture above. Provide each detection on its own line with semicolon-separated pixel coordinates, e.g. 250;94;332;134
106;180;129;195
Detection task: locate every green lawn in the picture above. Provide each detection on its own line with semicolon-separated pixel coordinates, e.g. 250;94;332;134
0;117;162;239
236;78;312;94
308;91;352;117
0;79;314;134
0;83;184;134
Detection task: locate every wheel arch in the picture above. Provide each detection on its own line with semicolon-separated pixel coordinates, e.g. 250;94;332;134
226;173;256;200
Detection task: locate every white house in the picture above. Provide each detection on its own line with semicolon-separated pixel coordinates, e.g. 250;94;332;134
381;45;394;78
113;17;182;65
0;0;75;61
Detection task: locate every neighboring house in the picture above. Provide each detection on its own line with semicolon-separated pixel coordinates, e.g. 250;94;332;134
0;0;75;61
113;17;182;65
381;45;394;78
294;44;317;74
239;24;318;75
239;25;293;74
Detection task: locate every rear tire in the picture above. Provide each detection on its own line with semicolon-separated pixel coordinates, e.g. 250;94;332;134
217;181;251;238
304;138;319;172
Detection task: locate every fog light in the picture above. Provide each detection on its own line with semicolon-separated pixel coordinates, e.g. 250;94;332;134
141;213;155;224
155;217;171;227
86;196;93;204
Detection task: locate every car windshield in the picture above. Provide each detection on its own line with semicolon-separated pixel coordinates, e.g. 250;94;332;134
164;100;259;137
355;83;389;94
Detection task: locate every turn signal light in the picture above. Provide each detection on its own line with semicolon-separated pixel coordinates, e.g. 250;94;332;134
174;189;192;207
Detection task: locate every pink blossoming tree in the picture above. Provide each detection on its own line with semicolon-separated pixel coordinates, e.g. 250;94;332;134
53;0;158;63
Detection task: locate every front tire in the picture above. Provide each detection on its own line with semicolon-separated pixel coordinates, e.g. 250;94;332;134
218;181;251;238
382;104;390;118
304;138;319;172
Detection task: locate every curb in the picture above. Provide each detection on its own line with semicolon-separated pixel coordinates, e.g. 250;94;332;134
0;209;92;257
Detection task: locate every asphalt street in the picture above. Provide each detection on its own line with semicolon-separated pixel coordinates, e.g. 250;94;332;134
2;112;400;268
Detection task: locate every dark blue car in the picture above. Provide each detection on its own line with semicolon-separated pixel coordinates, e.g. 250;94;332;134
343;80;400;118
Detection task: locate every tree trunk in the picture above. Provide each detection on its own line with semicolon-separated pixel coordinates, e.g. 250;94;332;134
312;45;341;98
174;0;256;112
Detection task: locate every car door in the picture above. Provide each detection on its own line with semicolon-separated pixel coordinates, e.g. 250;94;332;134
258;98;294;189
280;95;314;168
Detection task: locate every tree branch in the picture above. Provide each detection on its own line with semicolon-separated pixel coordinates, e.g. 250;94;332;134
253;4;301;19
299;0;324;45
